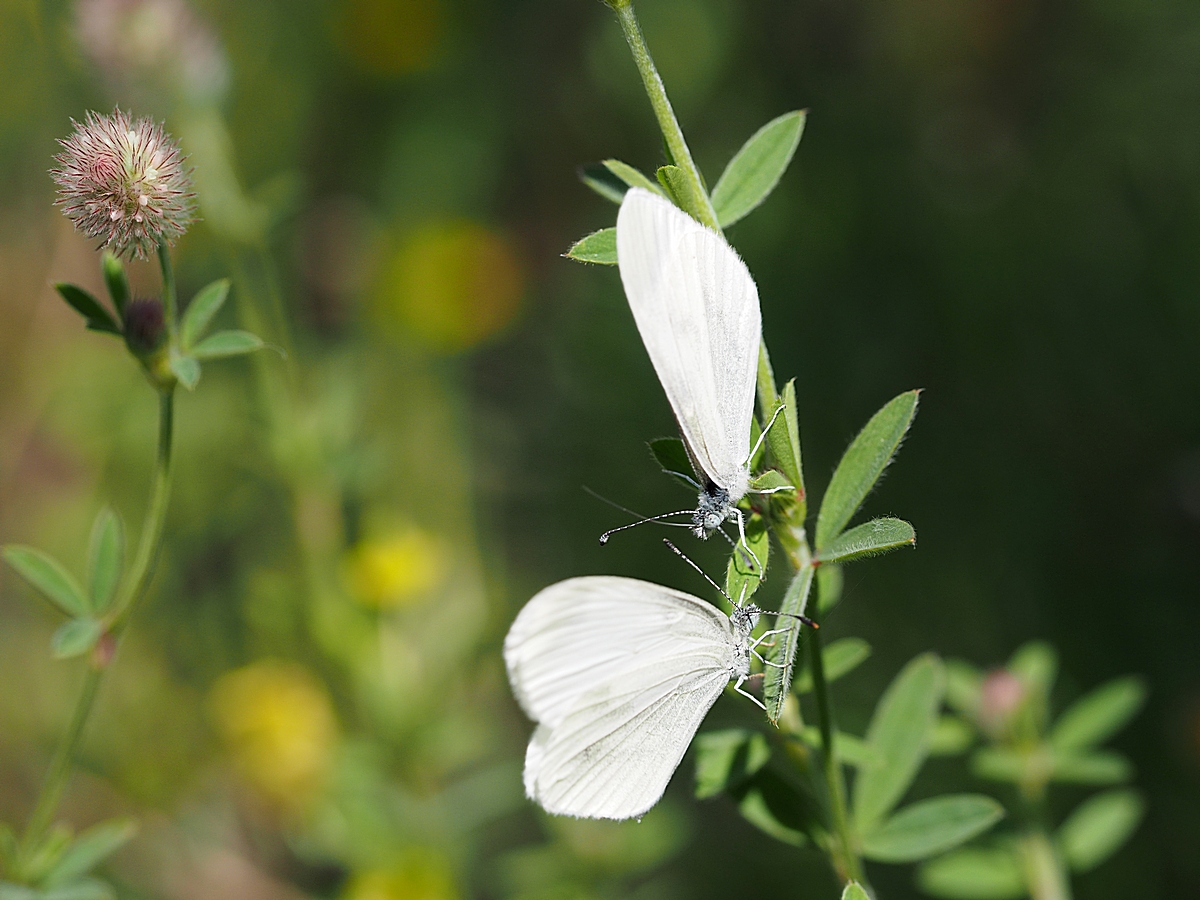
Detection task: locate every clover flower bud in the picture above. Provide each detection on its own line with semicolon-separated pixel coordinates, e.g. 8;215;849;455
123;297;166;355
976;669;1027;738
52;108;195;259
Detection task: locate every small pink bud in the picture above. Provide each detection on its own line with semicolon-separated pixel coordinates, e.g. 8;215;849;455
977;669;1027;737
52;108;195;259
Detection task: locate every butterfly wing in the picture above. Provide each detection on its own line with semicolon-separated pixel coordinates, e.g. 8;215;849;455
525;651;733;820
504;575;733;730
616;187;761;498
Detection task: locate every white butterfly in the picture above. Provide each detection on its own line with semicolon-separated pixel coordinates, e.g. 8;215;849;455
504;574;788;820
609;187;779;550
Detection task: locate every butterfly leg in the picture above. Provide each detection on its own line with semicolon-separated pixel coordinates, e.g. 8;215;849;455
729;507;764;576
733;675;767;711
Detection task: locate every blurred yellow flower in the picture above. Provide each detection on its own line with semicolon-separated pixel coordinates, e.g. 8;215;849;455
341;852;459;900
208;661;338;809
336;0;444;77
345;527;447;609
373;221;523;352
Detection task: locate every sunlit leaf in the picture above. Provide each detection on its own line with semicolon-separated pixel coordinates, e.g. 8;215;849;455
45;819;136;888
169;353;200;390
191;330;264;360
52;618;103;659
180;279;231;349
815;390;920;550
1050;676;1146;752
797;727;880;769
816;517;915;564
54;284;120;335
564;228;617;265
712;110;806;228
860;794;1004;863
841;884;870;900
694;729;771;799
1059;789;1144;872
944;659;984;716
853;653;945;831
917;847;1026;899
2;546;88;617
793;638;871;693
749;470;792;494
763;565;814;722
763;381;805;513
725;513;769;603
1051;751;1132;785
929;716;975;756
86;508;123;615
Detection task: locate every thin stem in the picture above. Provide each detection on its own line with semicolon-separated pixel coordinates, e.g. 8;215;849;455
611;1;720;231
17;295;177;873
157;241;178;339
808;614;867;886
1020;830;1073;900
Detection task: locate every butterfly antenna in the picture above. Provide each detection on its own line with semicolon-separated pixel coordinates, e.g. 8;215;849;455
582;485;647;520
599;511;694;544
663;539;733;605
771;610;819;629
746;401;788;466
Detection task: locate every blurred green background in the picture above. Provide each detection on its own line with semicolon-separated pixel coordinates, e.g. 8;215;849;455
0;0;1197;897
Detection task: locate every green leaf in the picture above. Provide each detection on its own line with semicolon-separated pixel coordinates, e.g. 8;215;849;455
21;825;73;884
712;110;806;228
944;659;984;716
763;382;805;513
604;160;664;196
565;228;617;265
0;885;37;900
169;353;201;390
2;546;88;617
1050;676;1146;753
655;165;710;224
816;517;916;564
816;563;843;614
54;284;120;335
797;727;881;769
1050;751;1132;785
917;847;1026;899
749;470;792;494
100;253;129;319
648;437;698;490
693;729;771;799
1008;640;1058;696
793;637;871;693
815;390;920;550
732;769;814;848
42;879;116;900
191;330;264;360
45;819;136;887
861;795;1004;863
52;618;103;659
579;163;628;204
853;653;945;831
86;509;123;615
725;514;769;603
763;565;814;722
841;884;870;900
180;278;230;349
929;716;975;756
0;824;16;867
1059;789;1143;872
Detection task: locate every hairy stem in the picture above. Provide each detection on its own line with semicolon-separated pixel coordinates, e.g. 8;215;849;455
608;0;866;888
16;276;177;875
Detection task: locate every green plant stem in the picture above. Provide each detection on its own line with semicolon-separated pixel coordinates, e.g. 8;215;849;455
16;301;177;875
157;241;178;339
609;0;866;888
807;611;866;885
1020;830;1073;900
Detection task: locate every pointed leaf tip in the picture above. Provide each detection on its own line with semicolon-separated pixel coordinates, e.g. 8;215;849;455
181;278;231;349
713;110;807;228
3;545;88;617
565;228;617;265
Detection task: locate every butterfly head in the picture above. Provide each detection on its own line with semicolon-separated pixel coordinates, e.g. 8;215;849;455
730;602;762;635
692;486;734;538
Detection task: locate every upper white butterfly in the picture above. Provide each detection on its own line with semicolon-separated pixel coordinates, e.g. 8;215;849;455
615;187;763;539
505;575;767;820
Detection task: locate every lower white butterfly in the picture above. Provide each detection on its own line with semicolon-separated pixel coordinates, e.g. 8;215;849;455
504;575;797;820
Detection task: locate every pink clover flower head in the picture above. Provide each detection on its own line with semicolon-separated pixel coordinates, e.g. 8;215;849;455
52;108;195;259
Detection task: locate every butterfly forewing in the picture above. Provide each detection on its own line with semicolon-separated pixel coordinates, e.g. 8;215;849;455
616;188;762;498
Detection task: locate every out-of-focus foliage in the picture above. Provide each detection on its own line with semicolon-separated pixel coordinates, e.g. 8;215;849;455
0;0;1195;898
